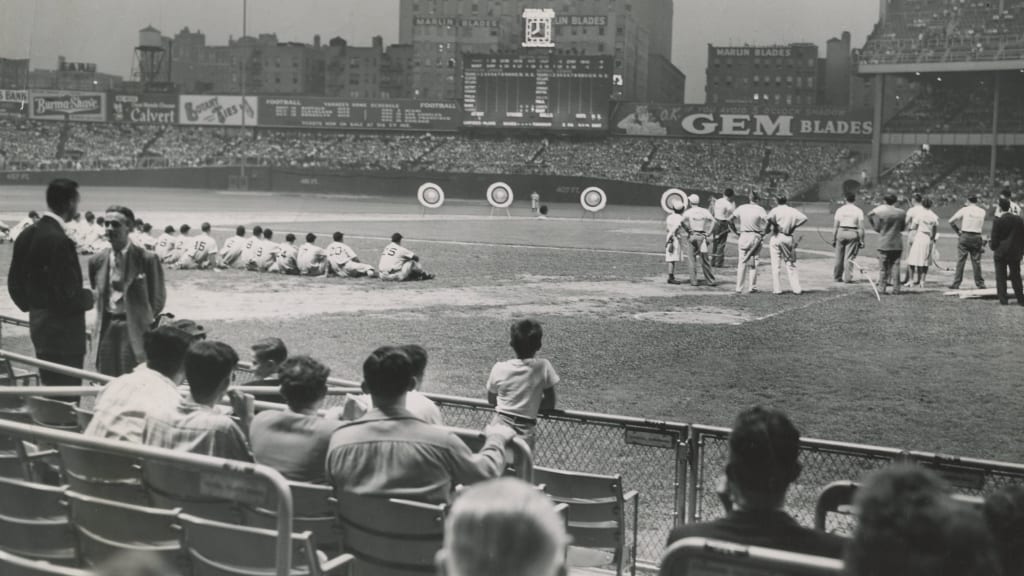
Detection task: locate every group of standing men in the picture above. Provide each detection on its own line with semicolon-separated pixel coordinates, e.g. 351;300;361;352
665;189;808;295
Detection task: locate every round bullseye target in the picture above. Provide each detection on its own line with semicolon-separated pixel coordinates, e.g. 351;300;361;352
417;183;445;209
661;188;689;213
580;187;607;213
486;182;514;208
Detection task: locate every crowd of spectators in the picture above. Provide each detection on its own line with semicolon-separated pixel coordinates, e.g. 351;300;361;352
874;146;1024;207
861;0;1024;65
885;73;1024;134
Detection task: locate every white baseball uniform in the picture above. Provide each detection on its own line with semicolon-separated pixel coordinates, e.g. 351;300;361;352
297;242;327;275
219;236;245;267
665;213;684;263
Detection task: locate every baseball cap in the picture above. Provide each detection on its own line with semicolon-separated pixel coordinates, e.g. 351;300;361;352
150;313;207;340
688;194;700;205
391;232;403;242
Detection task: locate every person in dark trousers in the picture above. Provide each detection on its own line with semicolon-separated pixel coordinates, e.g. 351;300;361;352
7;179;95;388
989;197;1024;306
666;406;845;559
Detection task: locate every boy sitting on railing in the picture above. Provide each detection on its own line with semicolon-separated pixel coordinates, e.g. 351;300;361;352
486;318;559;451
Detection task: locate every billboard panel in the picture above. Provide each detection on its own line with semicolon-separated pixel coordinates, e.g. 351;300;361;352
111;93;177;124
0;90;28;116
179;94;258;126
611;103;873;140
28;90;107;122
258;97;459;131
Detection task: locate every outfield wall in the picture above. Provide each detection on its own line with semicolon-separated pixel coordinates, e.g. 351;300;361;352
0;167;689;207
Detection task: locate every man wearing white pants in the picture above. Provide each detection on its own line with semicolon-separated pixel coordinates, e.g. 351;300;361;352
766;195;808;295
730;192;768;293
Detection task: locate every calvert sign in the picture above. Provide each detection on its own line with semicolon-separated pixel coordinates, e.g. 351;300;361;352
28;90;107;122
179;95;258;126
111;93;177;124
612;103;873;140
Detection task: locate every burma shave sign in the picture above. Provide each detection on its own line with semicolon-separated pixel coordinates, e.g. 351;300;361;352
29;90;107;122
612;103;873;140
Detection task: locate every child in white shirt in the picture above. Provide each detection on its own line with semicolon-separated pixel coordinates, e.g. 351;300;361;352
486;319;559;450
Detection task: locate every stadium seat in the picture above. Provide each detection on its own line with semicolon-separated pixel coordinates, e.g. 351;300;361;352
141;460;242;523
335;494;445;576
815;480;985;531
534;466;638;576
25;397;79;431
0;357;39;388
0;549;91;576
178;512;356;576
241;481;342;555
659;538;843;576
0;476;77;565
72;407;93;432
65;490;185;571
57;444;148;505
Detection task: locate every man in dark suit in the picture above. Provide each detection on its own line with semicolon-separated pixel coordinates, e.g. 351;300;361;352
667;406;845;559
7;179;95;387
88;205;166;377
990;197;1024;306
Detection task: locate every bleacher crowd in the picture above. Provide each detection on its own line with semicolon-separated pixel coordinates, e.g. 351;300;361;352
870;146;1024;208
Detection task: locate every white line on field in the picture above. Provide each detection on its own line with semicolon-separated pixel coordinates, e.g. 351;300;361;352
753;291;854;323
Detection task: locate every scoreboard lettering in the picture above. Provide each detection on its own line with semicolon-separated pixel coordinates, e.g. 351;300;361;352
462;54;612;131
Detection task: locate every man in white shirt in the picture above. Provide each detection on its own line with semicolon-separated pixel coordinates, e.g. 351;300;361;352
664;197;687;285
217;226;247;269
176;222;219;269
326;232;378;278
832;187;865;283
297;232;328;276
766;195;808;295
948;194;987;290
378;232;434;281
711;189;737;268
994;189;1022;219
680;194;716;287
730;192;769;293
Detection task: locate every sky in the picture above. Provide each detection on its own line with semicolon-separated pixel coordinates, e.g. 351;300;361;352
0;0;879;103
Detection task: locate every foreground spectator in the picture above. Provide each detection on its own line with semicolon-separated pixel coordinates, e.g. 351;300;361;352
846;464;1000;576
990;197;1024;305
984;485;1024;576
250;355;345;483
85;322;201;442
249;337;288;402
326;345;514;504
486;319;558;450
342;344;444;425
143;340;253;461
438;477;569;576
666;406;845;558
89;205;166;377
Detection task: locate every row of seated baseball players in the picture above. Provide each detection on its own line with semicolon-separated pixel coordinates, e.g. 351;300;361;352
138;224;435;281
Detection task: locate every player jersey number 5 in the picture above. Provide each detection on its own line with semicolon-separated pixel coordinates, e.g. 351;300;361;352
384;246;398;257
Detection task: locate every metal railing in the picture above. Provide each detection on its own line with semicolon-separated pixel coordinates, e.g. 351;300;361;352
0;418;296;576
6;341;1024;567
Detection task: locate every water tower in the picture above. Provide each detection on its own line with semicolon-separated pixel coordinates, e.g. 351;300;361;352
131;25;169;89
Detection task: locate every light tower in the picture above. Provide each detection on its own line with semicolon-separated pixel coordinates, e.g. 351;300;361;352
131;25;168;90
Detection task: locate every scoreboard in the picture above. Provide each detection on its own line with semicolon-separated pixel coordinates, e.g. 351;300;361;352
462;54;612;130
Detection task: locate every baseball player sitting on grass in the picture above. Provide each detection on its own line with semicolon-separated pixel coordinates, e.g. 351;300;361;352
135;223;157;251
270;233;300;275
163;224;191;265
378;232;434;281
248;228;281;272
239;225;263;269
326;232;378;278
297;232;328;276
175;222;219;270
217;226;247;269
154;225;176;261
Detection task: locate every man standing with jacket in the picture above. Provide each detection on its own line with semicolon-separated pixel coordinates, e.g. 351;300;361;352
89;205;166;377
7;179;95;387
990;197;1024;306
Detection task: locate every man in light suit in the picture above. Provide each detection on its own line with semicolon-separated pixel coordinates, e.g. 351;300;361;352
89;205;166;377
7;179;95;388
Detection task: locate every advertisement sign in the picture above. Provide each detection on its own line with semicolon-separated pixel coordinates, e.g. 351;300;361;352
0;90;28;116
111;93;177;124
611;103;873;140
257;97;459;132
179;95;258;126
28;90;107;122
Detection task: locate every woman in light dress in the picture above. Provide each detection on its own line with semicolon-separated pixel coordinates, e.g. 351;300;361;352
904;197;939;287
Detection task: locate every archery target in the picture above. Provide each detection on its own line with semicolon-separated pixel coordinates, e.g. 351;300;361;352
580;187;607;213
486;182;514;208
661;188;689;213
417;183;445;209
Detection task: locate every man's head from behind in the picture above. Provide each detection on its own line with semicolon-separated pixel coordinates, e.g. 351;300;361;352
236;225;246;237
277;355;331;413
362;346;416;406
253;225;263;237
46;178;80;221
439;477;568;576
251;338;287;379
846;464;999;576
1000;188;1012;200
305;232;317;244
164;225;175;234
201;222;211;234
402;344;428;388
263;228;273;240
724;406;801;510
884;193;898;206
999;197;1011;213
179;224;191;235
285;233;296;243
333;231;344;242
510;319;543;359
185;341;239;405
142;325;196;384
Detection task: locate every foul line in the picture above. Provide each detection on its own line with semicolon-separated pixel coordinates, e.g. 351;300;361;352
753;291;854;323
